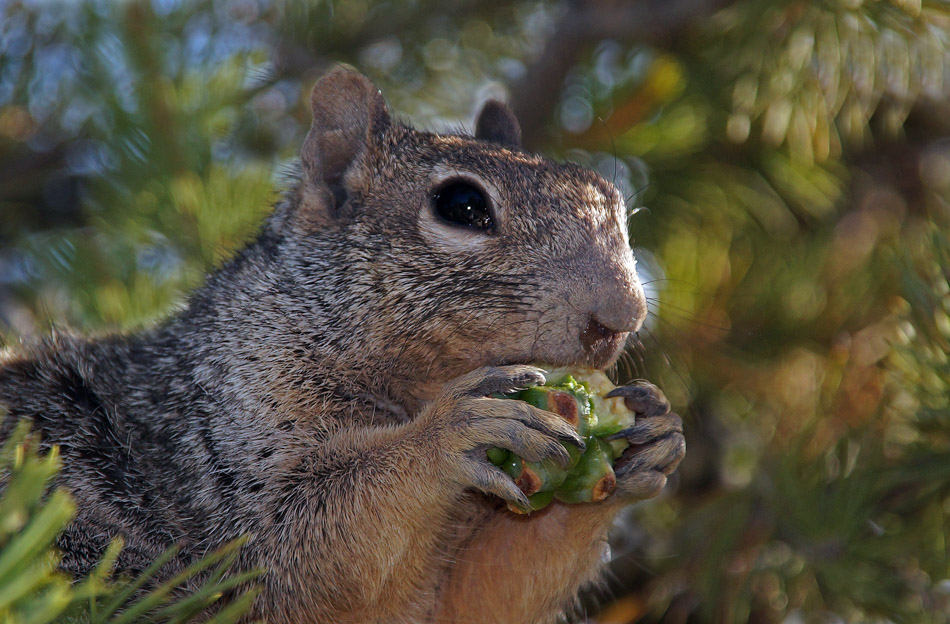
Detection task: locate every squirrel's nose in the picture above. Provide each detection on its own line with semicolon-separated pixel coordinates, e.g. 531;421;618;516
578;280;645;359
568;244;648;352
590;272;647;336
591;281;647;334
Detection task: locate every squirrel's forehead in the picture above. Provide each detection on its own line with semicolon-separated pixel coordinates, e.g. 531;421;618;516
414;134;623;208
419;134;546;167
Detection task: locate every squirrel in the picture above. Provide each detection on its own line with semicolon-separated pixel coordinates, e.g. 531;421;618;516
0;67;685;624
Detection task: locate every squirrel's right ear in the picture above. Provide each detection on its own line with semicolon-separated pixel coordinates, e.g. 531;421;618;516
475;100;521;148
300;67;390;220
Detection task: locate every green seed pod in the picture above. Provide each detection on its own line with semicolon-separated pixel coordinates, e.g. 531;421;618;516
507;490;555;515
554;437;617;504
501;455;568;497
485;368;638;513
605;438;630;461
587;394;636;438
571;371;636;461
486;446;509;466
517;386;593;438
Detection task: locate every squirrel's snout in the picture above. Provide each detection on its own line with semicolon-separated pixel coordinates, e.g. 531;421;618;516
589;270;648;335
575;267;647;367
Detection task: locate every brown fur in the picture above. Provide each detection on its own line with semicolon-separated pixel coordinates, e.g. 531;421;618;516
0;67;685;623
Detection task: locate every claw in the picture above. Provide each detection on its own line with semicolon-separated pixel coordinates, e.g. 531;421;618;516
605;382;670;417
604;428;631;442
465;462;531;509
604;385;651;399
450;365;546;399
558;431;586;452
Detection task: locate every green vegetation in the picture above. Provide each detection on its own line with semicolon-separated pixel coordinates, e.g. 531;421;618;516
1;0;948;621
489;371;637;512
0;420;260;623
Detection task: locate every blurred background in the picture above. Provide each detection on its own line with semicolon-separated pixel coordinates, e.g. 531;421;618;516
1;0;949;622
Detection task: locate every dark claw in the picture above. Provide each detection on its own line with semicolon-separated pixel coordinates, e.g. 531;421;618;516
604;385;650;399
612;448;648;477
605;427;635;442
605;382;670;417
558;432;586;453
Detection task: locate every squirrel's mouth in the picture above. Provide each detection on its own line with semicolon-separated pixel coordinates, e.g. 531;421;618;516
579;316;630;370
499;317;630;373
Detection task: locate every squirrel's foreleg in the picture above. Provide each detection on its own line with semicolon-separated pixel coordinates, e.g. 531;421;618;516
257;423;462;623
255;365;579;623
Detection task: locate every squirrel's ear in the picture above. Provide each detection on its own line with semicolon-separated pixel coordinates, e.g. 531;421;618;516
474;100;521;148
301;67;390;216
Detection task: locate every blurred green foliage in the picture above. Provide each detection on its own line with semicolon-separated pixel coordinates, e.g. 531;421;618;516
1;0;949;622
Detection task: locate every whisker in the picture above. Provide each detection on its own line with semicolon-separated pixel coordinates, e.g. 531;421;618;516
639;326;692;396
645;303;731;335
627;336;648;381
640;277;698;287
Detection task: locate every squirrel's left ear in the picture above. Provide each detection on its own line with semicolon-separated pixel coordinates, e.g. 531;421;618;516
475;100;521;148
300;66;391;222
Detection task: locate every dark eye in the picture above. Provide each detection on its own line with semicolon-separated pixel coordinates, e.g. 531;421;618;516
432;181;494;230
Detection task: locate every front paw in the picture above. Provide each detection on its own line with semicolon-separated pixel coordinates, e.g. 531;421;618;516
418;365;586;511
604;381;685;501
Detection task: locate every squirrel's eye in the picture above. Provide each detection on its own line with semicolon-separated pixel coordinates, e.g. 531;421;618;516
432;181;494;231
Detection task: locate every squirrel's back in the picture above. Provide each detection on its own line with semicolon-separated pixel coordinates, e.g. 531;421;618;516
1;331;248;578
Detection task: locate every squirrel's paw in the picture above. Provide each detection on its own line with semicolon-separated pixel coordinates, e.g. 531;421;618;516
604;382;685;501
421;365;586;510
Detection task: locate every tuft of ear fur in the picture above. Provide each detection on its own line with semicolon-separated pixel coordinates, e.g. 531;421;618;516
300;66;390;222
474;100;521;148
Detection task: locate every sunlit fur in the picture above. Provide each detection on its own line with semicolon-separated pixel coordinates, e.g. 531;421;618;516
0;69;683;624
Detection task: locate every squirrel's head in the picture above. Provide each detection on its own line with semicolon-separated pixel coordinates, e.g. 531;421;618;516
288;67;646;394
